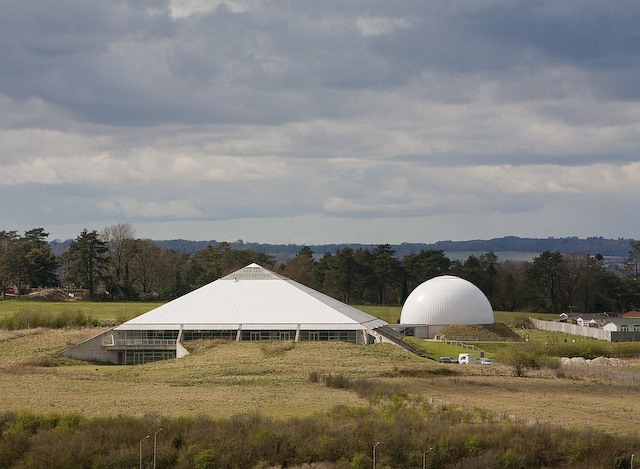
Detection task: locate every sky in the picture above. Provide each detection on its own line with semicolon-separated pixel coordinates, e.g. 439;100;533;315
2;1;640;245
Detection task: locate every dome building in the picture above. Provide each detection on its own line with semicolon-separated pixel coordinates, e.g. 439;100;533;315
400;275;494;339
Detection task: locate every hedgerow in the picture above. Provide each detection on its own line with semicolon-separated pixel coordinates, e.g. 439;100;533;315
0;402;637;468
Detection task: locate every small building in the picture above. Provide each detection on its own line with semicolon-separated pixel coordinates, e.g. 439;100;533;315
60;263;387;365
576;317;608;328
398;275;494;339
603;318;640;332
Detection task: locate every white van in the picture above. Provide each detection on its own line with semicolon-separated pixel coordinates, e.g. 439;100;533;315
458;353;477;365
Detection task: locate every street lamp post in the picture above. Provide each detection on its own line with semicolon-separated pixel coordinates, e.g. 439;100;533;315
139;435;150;469
153;429;164;469
373;442;380;469
422;447;433;469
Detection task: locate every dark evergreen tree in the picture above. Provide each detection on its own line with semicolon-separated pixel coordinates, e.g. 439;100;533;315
524;251;566;313
400;249;451;301
493;260;527;311
1;228;58;295
369;244;402;305
0;230;19;297
66;229;109;299
320;248;361;304
281;246;316;287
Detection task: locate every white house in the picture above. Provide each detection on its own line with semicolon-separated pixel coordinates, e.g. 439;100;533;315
603;318;640;332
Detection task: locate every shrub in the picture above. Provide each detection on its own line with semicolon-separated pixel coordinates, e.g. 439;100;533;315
325;374;350;389
194;448;219;469
465;435;481;454
349;452;369;469
308;371;351;389
0;403;638;468
380;367;459;378
496;345;538;377
497;342;562;376
349;379;401;403
536;354;561;369
14;411;42;434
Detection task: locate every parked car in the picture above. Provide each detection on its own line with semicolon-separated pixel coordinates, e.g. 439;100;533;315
479;358;493;365
438;357;458;364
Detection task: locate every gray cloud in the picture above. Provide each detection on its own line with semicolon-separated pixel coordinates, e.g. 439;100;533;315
1;1;639;243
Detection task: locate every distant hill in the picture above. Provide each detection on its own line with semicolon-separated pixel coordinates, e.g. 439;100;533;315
50;236;636;263
152;236;635;262
397;236;635;257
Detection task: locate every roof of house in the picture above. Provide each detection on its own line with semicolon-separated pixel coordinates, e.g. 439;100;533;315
621;310;640;318
605;317;640;325
116;263;387;331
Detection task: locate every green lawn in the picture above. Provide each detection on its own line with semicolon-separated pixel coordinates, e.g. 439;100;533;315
405;337;499;360
356;306;556;326
354;304;401;323
0;300;163;322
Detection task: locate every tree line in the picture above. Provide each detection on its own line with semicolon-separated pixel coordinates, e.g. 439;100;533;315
1;224;639;314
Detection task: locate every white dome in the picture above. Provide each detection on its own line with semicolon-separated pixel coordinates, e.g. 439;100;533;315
400;275;493;325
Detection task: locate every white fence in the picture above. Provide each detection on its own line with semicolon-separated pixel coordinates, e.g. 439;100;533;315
530;318;611;340
530;318;640;342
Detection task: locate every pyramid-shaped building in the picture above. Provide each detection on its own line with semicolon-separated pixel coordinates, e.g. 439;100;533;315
61;264;387;365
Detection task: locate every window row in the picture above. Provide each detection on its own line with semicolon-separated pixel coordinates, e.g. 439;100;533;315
121;329;359;344
120;350;176;365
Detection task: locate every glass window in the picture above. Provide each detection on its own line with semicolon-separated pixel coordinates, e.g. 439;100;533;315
123;350;176;365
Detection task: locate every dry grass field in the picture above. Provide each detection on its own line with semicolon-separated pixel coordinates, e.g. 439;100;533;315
1;324;640;442
0;327;410;419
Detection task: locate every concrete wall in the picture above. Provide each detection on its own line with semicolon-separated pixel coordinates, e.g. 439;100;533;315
59;329;118;363
414;325;446;339
530;318;640;342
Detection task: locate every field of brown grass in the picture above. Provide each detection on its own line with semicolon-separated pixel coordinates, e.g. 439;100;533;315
0;328;411;419
1;326;640;441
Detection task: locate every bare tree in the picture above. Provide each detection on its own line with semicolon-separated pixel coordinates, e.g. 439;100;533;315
101;223;136;299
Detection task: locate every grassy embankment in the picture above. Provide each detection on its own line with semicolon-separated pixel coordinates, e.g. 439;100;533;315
1;301;640;466
0;299;162;328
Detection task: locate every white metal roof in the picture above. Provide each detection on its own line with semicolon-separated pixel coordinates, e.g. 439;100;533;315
116;263;387;331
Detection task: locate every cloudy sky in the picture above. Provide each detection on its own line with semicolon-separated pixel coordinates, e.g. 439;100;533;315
2;1;639;244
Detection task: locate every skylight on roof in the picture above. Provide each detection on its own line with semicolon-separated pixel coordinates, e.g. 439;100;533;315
221;263;281;280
